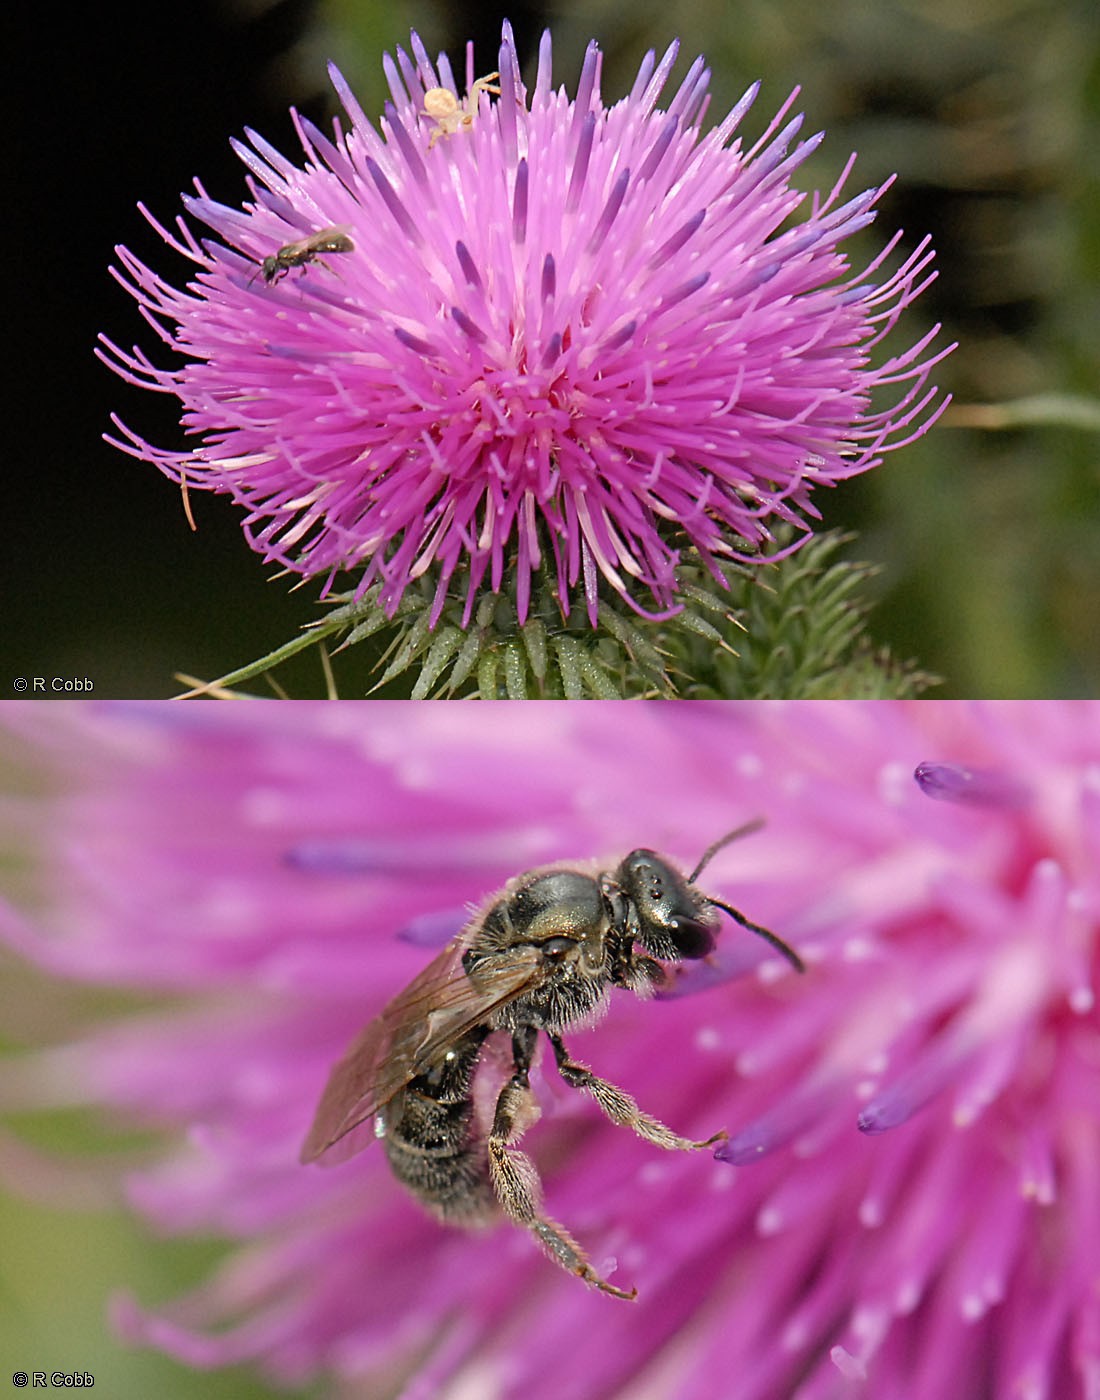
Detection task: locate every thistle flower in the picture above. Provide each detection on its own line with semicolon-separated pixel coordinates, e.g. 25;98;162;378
99;24;951;633
1;702;1097;1398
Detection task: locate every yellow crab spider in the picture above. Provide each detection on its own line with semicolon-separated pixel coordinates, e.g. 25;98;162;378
422;72;501;149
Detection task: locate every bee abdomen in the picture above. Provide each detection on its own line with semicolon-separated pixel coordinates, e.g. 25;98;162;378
381;1029;496;1222
383;1096;495;1222
384;1133;495;1222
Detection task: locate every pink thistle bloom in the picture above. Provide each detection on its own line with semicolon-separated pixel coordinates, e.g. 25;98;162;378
99;24;952;627
2;702;1096;1399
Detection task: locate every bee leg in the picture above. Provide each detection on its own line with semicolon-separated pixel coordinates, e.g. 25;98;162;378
486;1029;637;1301
549;1033;727;1152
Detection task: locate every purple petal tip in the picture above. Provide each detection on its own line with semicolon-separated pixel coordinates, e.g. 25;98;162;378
914;762;1029;810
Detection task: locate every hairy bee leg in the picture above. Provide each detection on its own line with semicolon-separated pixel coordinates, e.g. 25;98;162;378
486;1032;638;1301
529;1219;636;1302
549;1034;727;1152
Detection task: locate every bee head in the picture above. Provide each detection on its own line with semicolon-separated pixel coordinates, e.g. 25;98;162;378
617;850;718;962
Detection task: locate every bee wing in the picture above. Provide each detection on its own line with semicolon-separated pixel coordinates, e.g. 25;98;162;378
300;937;544;1166
309;223;355;251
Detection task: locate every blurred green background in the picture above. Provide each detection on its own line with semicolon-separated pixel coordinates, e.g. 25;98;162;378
0;1159;282;1400
0;745;284;1400
7;0;1098;699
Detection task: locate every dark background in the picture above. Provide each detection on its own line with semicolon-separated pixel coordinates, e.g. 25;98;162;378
8;0;1099;697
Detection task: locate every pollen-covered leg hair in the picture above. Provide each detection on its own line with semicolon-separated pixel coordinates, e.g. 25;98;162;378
487;1031;637;1300
550;1034;727;1152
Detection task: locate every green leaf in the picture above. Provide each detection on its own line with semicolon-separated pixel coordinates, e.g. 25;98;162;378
173;530;932;699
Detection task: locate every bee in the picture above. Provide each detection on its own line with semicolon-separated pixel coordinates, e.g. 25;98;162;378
300;822;804;1300
255;225;354;285
422;72;501;149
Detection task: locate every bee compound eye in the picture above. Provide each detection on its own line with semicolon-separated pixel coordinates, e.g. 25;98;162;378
668;917;715;959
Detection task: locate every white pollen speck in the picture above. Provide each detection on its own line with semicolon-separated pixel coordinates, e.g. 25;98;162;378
858;1199;883;1228
196;887;257;933
736;753;763;777
830;1347;867;1381
1069;986;1095;1014
960;1293;986;1320
695;1026;721;1051
440;1360;508;1400
782;1320;807;1351
399;759;437;790
757;1206;782;1236
878;761;911;806
895;1280;921;1314
851;1304;884;1342
1020;1175;1056;1206
638;1161;667;1187
240;787;288;826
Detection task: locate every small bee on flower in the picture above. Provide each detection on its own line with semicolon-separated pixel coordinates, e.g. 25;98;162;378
422;72;501;148
253;226;355;286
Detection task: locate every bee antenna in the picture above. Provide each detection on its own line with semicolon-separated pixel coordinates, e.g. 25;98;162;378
688;818;766;883
707;898;805;974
